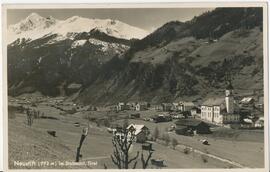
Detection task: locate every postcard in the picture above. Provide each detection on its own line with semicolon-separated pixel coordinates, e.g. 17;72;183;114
2;2;269;172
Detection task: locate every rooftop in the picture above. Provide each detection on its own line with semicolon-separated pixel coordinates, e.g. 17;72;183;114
127;124;148;135
175;119;209;127
202;97;225;106
180;101;195;106
240;97;254;103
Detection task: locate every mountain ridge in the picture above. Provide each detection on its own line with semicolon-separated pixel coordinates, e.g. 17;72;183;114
8;13;149;43
7;8;264;105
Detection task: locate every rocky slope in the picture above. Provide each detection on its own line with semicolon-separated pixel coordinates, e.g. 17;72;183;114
8;29;131;96
77;7;263;105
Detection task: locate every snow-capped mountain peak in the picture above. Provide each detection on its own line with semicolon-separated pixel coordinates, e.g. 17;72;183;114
9;13;58;34
7;13;149;43
26;12;43;21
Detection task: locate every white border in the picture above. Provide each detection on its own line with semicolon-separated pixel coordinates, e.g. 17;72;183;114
1;1;269;172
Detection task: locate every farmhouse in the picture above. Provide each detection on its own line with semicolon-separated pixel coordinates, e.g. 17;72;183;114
116;102;130;111
175;119;211;135
172;103;180;111
127;124;150;143
154;105;163;111
240;97;255;107
135;102;148;111
179;101;195;111
161;103;173;111
256;96;264;109
200;83;240;125
255;117;264;128
190;107;198;117
127;102;136;110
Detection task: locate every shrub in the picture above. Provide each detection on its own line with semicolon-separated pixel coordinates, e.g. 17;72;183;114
201;155;208;163
103;118;111;127
162;133;170;146
123;119;129;129
67;107;77;114
83;113;96;122
183;147;190;154
172;138;178;149
96;119;102;127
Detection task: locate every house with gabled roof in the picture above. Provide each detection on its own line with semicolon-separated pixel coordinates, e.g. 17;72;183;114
116;102;130;111
135;102;148;111
126;124;149;143
179;101;195;111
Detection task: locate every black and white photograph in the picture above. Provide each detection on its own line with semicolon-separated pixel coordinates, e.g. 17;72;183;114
2;3;269;171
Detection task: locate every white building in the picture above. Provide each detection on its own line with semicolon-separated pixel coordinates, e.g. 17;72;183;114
116;102;130;111
201;83;240;124
135;102;148;111
127;124;149;143
255;117;264;128
240;97;255;105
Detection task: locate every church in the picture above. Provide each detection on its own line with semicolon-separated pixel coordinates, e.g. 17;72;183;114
200;82;240;124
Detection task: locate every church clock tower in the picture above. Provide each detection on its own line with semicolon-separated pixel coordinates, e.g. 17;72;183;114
225;81;234;114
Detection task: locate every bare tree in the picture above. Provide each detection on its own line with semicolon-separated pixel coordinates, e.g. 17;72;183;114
26;109;34;126
110;129;139;169
108;128;154;169
141;148;153;169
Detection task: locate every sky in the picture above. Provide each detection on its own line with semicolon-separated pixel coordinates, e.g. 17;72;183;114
7;8;213;31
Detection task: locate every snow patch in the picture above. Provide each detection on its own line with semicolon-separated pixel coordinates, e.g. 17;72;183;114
71;40;87;48
8;14;149;44
46;35;67;44
88;38;128;53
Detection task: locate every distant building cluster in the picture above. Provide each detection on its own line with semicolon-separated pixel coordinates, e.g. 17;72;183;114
113;82;263;129
116;102;149;111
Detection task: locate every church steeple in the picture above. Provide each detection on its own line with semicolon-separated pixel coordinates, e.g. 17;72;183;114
225;81;234;113
226;81;234;90
225;81;234;97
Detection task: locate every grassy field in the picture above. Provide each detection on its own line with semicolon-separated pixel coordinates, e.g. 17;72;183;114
8;96;265;169
110;112;264;168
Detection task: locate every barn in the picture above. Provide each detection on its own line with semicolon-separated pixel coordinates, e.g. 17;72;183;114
175;119;211;135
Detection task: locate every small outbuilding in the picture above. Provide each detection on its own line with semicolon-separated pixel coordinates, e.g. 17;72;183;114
175;119;211;135
240;97;255;107
129;113;140;119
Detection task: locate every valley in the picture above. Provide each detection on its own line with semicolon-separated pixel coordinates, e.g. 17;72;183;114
8;95;264;169
6;7;265;170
